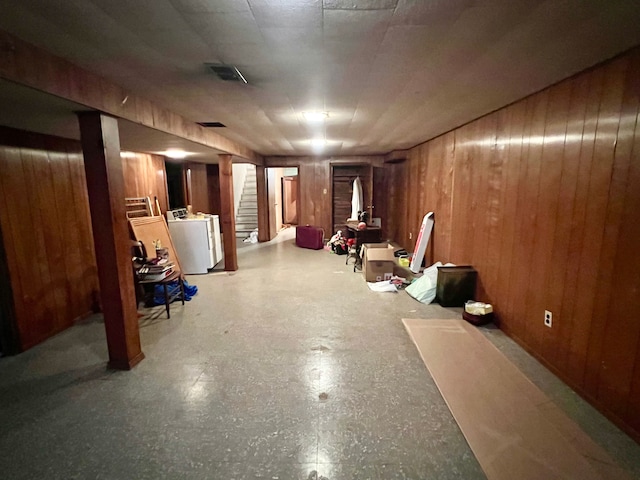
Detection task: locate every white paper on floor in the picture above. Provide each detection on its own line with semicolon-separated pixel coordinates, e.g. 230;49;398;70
367;281;398;292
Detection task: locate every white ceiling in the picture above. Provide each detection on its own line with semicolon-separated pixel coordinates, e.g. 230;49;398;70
0;0;639;158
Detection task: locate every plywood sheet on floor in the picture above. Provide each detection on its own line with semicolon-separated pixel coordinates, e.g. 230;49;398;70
402;318;631;480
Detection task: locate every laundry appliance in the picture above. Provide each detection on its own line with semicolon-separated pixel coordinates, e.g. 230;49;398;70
167;209;222;274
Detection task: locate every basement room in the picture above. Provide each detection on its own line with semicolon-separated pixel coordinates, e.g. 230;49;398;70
0;1;639;479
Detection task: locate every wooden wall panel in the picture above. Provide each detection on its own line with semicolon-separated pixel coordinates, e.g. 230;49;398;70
186;162;209;215
0;127;98;350
121;153;168;215
372;166;386;236
387;47;640;441
206;164;221;216
587;55;638;417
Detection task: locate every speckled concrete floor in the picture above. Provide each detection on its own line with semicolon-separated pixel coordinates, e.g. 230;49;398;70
1;228;639;480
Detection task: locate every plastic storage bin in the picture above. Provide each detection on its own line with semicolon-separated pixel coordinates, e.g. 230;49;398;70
436;266;477;307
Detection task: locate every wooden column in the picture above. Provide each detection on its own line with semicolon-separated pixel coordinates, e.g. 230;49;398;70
256;165;270;242
218;154;238;271
77;111;144;370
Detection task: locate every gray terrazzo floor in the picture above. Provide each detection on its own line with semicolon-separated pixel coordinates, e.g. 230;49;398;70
1;227;639;480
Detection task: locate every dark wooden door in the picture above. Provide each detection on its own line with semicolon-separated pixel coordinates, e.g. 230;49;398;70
331;164;373;235
282;176;298;224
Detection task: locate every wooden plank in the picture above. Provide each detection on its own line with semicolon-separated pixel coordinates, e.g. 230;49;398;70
546;74;590;369
532;79;571;361
403;318;633;480
559;68;604;383
53;149;88;322
36;148;74;332
588;55;638;416
483;108;509;305
622;102;640;433
66;146;99;313
574;58;627;391
520;91;550;351
494;103;523;328
503;95;537;341
449;124;472;264
439;132;455;262
472;114;498;302
14;149;57;345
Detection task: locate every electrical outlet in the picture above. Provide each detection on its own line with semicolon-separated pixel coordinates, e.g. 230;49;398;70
544;310;553;328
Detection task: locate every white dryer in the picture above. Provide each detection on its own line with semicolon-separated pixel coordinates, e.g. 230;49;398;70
167;210;222;274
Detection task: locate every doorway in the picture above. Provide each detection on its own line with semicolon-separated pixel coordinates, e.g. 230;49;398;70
331;164;372;234
165;160;186;210
282;174;299;225
265;167;299;236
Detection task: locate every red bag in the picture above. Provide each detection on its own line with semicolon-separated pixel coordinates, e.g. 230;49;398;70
296;225;324;250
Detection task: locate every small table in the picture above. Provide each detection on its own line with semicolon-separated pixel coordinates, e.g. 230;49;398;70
345;224;382;271
138;270;185;319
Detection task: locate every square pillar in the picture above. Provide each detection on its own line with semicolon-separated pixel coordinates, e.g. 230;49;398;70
77;111;144;370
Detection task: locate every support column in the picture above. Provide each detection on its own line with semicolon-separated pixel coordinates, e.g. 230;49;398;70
256;165;270;242
78;111;144;370
218;154;238;271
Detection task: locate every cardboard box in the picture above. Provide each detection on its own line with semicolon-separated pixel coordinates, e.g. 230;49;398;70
364;246;396;282
361;243;394;280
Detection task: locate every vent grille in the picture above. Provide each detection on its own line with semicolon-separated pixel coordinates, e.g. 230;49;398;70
197;122;226;128
205;63;247;83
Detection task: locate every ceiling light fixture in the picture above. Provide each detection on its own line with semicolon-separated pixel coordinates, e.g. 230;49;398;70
303;111;329;123
163;149;188;159
310;138;327;152
120;151;136;158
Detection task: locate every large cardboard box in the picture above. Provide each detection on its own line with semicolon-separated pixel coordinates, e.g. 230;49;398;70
364;246;396;282
361;243;394;280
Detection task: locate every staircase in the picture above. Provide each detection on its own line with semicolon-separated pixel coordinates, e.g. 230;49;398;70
235;165;258;238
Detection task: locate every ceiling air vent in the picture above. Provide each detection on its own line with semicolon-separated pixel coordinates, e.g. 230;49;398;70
205;63;247;83
197;122;226;128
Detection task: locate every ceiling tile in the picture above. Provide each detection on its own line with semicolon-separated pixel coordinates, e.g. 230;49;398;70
323;0;398;10
251;4;322;28
170;0;251;13
181;12;264;45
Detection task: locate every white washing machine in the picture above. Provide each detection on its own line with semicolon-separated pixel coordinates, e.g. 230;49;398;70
167;209;222;274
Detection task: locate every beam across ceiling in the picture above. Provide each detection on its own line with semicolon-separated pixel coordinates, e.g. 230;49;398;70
0;30;261;165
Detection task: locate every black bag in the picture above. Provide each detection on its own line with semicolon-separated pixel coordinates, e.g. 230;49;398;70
332;242;348;255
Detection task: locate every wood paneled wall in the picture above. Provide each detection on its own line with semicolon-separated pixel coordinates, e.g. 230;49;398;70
122;153;168;215
0;127;172;351
0;127;98;350
265;156;384;236
206;164;221;217
386;47;640;439
185;162;209;214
